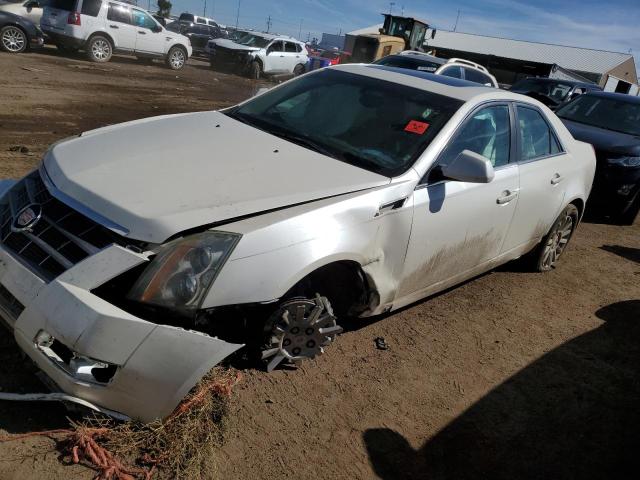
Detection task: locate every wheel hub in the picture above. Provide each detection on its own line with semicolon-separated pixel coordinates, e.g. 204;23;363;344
261;295;342;372
2;28;24;52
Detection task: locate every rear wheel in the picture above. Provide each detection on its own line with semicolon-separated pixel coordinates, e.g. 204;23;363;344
0;26;27;53
86;35;112;63
532;204;579;271
293;63;305;76
165;46;186;70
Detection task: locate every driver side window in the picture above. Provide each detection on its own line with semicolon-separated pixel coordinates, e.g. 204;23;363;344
268;41;283;54
428;104;511;183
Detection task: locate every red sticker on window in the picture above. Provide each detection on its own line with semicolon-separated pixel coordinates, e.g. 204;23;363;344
404;120;430;134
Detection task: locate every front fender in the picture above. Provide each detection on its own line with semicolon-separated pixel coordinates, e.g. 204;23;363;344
202;182;416;312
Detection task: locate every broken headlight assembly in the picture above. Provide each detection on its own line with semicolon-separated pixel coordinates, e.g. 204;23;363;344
128;231;241;314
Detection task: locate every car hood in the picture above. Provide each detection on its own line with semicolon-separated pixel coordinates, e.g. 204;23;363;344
212;39;260;52
44;111;389;244
560;118;640;157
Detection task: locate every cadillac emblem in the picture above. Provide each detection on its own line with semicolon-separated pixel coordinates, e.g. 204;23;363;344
12;204;42;233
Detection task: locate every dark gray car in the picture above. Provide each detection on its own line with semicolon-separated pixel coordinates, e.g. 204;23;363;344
0;10;43;53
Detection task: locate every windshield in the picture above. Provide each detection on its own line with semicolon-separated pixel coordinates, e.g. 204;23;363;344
237;34;270;48
510;79;573;102
556;95;640;136
226;69;462;176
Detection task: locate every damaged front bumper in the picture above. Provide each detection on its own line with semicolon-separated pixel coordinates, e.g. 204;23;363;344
0;243;242;422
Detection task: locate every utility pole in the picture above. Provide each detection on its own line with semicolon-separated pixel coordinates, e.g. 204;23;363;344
389;2;395;14
266;15;272;33
307;31;310;42
454;9;461;31
298;19;303;39
401;5;404;15
235;0;241;29
203;0;207;17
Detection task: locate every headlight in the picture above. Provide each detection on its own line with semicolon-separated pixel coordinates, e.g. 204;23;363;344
128;231;240;313
608;156;640;167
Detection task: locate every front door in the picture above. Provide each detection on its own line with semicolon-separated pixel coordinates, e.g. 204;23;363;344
397;103;519;298
500;104;569;253
263;41;285;73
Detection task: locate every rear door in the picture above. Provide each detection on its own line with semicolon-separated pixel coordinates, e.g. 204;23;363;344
41;0;77;33
106;2;135;51
501;104;569;253
282;41;303;73
131;8;161;54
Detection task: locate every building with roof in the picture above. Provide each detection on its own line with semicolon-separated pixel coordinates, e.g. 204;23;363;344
423;30;638;93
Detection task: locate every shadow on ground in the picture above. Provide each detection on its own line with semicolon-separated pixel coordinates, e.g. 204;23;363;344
0;327;71;434
363;300;640;480
600;245;640;264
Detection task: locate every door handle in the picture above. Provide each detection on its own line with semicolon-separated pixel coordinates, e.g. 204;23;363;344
550;173;563;185
497;190;519;205
138;31;146;34
109;24;119;29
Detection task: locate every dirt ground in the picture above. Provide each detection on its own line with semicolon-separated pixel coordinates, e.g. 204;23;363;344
0;47;639;480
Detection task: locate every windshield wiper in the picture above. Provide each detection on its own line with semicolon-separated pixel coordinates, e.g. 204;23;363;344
273;131;338;158
341;152;386;175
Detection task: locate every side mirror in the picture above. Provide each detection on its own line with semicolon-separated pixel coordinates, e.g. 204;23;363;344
441;150;495;183
25;0;39;9
152;25;162;33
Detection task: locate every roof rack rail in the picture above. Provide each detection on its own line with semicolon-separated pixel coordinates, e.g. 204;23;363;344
446;58;489;73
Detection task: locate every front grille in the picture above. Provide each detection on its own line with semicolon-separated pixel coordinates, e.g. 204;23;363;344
0;170;133;281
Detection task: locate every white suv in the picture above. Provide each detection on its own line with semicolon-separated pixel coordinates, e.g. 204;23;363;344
208;32;308;78
435;58;499;87
41;0;192;69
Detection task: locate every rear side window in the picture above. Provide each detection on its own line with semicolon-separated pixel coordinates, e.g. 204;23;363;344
295;43;303;53
440;66;463;79
464;67;492;86
80;0;101;16
196;17;206;24
517;106;562;161
207;20;218;27
284;42;297;53
107;3;130;23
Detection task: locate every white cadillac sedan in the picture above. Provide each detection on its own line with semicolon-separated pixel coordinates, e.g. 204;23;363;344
0;65;595;421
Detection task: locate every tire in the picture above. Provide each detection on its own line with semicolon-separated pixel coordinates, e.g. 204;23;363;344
0;25;27;53
531;204;579;272
293;63;305;76
248;60;261;79
260;295;342;372
165;45;186;70
86;35;112;63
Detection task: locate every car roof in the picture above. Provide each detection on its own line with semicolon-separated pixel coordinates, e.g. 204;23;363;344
331;64;519;102
380;54;445;65
249;32;300;42
581;91;640;104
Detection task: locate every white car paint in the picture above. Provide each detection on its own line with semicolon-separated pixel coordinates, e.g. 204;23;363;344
0;0;42;24
40;0;191;60
0;64;595;421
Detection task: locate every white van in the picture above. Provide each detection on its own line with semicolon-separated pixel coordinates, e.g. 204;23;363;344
41;0;192;69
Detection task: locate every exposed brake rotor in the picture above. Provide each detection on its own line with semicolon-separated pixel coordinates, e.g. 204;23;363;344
261;295;343;372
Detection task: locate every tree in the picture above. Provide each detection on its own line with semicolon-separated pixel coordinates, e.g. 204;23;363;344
157;0;172;17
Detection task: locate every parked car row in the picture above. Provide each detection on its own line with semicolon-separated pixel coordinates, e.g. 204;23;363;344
0;0;193;68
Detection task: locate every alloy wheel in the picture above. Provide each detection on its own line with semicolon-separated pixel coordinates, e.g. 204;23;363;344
541;213;574;269
91;39;110;60
170;49;185;69
2;27;25;53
